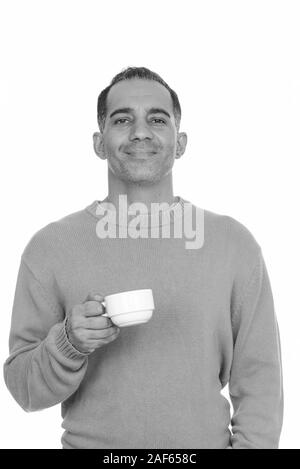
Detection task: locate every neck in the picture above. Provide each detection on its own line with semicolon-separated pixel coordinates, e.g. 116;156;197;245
103;168;176;212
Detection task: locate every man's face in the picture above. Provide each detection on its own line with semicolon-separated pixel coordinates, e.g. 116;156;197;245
94;78;186;185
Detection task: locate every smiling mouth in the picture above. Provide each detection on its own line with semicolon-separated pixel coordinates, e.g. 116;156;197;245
125;150;157;155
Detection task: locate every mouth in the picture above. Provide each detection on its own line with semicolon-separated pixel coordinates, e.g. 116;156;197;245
125;150;157;156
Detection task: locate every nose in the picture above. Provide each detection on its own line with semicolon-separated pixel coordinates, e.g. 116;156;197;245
129;119;154;142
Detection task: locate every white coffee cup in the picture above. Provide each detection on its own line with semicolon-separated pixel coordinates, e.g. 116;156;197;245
101;289;155;327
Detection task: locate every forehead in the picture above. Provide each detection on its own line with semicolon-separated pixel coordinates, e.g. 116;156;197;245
106;79;173;112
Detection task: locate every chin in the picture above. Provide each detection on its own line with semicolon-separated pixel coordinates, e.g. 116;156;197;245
121;172;162;185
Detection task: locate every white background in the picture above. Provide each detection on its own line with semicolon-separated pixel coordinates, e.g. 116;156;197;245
1;0;299;449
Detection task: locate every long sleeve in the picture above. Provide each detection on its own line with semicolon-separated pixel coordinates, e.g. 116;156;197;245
229;248;284;448
3;257;89;412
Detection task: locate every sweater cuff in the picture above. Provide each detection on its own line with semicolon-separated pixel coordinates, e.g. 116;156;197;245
55;317;91;360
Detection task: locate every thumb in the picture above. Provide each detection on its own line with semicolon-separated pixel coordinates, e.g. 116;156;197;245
84;292;105;303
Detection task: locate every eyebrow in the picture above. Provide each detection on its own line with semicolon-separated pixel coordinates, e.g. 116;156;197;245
109;107;171;120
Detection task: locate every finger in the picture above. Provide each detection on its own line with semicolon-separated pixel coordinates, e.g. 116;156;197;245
84;300;106;317
83;293;106;317
84;315;112;329
95;329;120;344
87;326;119;340
83;293;105;303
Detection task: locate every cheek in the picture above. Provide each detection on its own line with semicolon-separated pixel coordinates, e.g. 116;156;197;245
161;142;176;157
104;133;124;152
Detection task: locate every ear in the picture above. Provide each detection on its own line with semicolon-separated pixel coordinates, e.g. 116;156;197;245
175;132;187;159
93;132;107;160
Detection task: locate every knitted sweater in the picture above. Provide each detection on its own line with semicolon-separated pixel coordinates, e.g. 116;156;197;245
3;196;283;449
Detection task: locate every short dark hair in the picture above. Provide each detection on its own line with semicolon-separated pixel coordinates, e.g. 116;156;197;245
97;66;181;133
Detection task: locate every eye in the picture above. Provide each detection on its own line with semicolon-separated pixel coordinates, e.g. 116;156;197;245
152;118;166;124
114;118;129;125
113;117;166;125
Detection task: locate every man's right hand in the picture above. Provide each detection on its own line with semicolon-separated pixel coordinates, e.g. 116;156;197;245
65;293;120;354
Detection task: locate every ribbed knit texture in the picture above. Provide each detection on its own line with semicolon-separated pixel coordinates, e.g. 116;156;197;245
3;196;283;449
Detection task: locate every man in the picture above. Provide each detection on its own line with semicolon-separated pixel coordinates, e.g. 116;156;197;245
3;66;283;449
